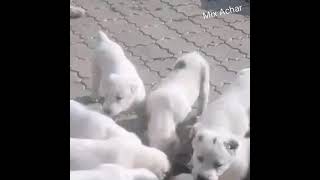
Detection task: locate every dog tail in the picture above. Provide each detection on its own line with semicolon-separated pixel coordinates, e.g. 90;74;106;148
197;54;210;117
97;30;113;44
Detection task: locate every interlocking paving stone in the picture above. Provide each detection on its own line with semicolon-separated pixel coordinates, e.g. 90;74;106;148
116;30;154;47
140;24;178;40
129;44;173;62
157;37;197;55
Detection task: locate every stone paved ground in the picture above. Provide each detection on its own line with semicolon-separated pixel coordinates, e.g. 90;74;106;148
70;0;250;177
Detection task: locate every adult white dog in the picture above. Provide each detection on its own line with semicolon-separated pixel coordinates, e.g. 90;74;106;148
91;31;146;117
190;68;250;180
70;164;158;180
146;51;210;157
70;137;170;180
70;100;141;143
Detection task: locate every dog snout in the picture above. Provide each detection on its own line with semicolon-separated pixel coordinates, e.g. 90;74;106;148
197;175;209;180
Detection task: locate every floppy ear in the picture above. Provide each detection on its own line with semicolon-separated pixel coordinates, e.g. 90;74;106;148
173;60;186;70
224;138;239;155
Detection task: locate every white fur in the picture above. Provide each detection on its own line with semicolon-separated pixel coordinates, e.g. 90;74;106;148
70;100;141;144
70;137;170;180
70;164;158;180
146;52;210;156
191;68;250;180
171;173;193;180
91;31;146;117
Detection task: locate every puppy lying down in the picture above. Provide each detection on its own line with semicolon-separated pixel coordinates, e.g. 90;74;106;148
70;100;141;143
70;137;170;180
70;164;158;180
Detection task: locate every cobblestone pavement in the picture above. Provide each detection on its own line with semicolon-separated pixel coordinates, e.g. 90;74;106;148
71;0;250;101
70;0;250;176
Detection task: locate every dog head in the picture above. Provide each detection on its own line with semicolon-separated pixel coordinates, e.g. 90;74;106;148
191;130;240;180
101;73;140;116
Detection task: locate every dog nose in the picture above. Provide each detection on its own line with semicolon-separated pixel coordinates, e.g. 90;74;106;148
197;175;208;180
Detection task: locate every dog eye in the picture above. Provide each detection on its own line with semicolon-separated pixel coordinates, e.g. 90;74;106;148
197;156;204;163
116;96;123;101
213;162;223;169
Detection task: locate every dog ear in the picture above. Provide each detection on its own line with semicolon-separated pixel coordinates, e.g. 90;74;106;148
224;139;239;155
173;60;186;70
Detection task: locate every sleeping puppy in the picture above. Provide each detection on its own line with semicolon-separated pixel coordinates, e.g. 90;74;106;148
70;100;141;143
70;137;170;180
91;31;146;117
70;164;158;180
146;52;210;158
190;68;250;180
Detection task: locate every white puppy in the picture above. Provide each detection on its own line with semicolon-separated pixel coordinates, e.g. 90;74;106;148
191;130;250;180
70;137;170;180
190;68;250;180
70;164;158;180
91;31;146;117
146;52;210;157
70;100;141;143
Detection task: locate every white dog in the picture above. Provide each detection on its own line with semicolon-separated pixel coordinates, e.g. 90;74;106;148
70;164;158;180
146;52;210;157
70;137;170;180
91;31;146;117
70;100;141;143
190;68;250;180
